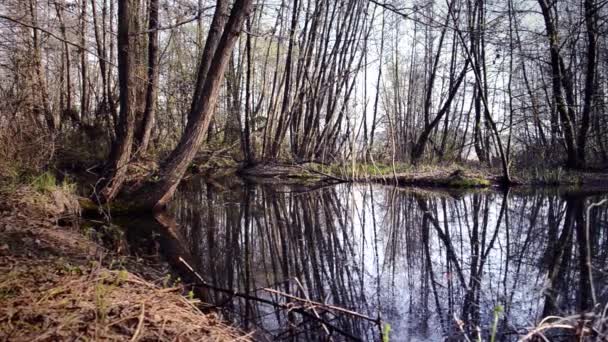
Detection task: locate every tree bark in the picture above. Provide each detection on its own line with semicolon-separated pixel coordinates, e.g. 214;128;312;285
576;0;598;168
538;0;579;168
189;0;230;118
99;0;138;201
91;0;111;128
137;0;254;210
54;1;74;120
135;0;160;155
29;0;56;130
80;0;89;122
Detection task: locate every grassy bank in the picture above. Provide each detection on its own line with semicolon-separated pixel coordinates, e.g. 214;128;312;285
0;176;247;341
238;161;608;189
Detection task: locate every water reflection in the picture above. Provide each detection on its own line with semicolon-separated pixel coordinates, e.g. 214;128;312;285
169;180;608;341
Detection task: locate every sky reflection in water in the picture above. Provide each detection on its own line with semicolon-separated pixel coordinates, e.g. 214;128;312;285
169;180;608;341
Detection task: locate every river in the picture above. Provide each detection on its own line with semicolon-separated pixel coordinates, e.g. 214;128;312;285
132;177;608;341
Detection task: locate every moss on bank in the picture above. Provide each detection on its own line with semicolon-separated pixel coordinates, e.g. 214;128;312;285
238;161;608;189
240;162;498;189
447;177;492;188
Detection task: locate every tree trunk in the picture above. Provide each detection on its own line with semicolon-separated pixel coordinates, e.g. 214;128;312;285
29;0;56;130
269;0;299;160
54;2;74;120
411;0;464;163
223;55;242;145
576;0;598;168
135;0;160;156
99;0;138;201
80;0;89;122
91;0;111;128
242;16;254;163
189;0;229;118
538;0;579;168
136;0;253;210
411;60;469;163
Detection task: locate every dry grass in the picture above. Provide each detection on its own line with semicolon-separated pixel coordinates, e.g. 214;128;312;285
0;261;248;341
0;185;250;341
0;118;55;186
521;310;608;341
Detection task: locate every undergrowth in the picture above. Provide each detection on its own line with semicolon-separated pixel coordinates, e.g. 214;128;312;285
29;171;76;194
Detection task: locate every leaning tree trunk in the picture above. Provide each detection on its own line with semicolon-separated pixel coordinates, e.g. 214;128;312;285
411;60;469;163
189;0;230;117
136;0;254;210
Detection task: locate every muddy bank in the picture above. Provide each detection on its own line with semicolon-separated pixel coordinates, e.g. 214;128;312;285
0;186;247;341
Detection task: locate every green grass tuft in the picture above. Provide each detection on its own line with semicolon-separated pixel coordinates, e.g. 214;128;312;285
29;171;77;194
448;177;491;188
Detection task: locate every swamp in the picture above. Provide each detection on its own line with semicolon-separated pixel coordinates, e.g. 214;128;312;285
1;0;608;340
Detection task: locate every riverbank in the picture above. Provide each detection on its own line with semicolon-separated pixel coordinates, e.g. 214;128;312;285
0;183;248;341
2;167;607;341
237;161;608;189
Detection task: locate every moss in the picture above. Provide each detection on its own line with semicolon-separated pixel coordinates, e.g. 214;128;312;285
78;197;99;213
30;172;57;193
448;177;491;188
104;200;137;214
78;197;149;216
310;162;413;178
289;171;323;181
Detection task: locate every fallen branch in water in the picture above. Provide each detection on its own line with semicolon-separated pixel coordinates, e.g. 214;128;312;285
293;277;332;338
178;257;373;341
585;198;608;306
297;164;348;182
261;287;379;324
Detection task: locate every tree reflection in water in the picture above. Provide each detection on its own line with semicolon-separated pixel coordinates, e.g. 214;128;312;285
169;180;608;341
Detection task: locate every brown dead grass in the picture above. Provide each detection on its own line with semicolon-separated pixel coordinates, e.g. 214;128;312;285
0;185;249;341
521;311;608;341
0;260;248;341
0;119;55;184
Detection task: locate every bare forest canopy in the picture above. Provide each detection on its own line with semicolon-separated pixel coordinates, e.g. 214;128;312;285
1;0;607;208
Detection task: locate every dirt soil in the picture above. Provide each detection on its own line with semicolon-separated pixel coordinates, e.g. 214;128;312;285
0;186;249;341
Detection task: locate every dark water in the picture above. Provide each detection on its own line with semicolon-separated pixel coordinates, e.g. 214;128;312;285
162;178;608;341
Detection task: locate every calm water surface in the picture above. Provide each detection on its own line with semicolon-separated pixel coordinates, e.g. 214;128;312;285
162;178;608;341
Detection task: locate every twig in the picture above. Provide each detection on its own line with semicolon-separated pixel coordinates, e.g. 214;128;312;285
130;7;214;35
261;287;378;323
177;257;363;341
294;277;332;339
453;314;473;342
129;303;145;342
297;164;347;182
521;314;596;341
0;14;117;68
586;198;608;306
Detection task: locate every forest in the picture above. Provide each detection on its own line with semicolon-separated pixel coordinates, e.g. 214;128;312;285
1;0;608;341
1;0;607;207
